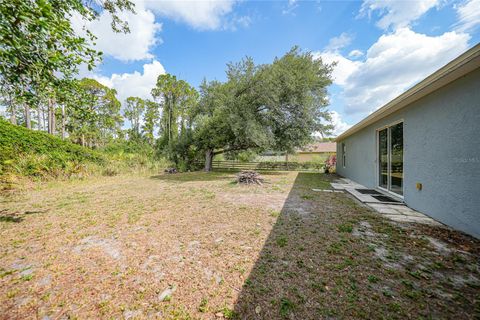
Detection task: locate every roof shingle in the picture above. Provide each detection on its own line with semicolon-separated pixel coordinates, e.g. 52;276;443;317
297;142;336;153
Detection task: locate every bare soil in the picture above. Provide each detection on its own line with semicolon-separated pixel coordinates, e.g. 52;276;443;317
0;171;479;319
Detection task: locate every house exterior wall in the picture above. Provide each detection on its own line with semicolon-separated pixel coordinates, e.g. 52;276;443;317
336;68;480;238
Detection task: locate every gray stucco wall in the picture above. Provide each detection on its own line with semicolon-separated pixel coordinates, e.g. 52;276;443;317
337;67;480;238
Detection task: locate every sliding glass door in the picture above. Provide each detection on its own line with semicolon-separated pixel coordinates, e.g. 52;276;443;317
378;128;388;189
377;122;403;196
389;123;403;195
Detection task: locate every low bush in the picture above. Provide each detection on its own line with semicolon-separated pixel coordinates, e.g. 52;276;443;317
324;154;337;174
0;120;171;189
0;120;104;181
256;161;324;171
0;119;103;166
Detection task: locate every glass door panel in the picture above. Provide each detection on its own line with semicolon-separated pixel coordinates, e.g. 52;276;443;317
378;128;388;189
389;122;403;195
378;122;404;196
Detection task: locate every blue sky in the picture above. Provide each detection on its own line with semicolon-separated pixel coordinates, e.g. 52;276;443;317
75;0;480;135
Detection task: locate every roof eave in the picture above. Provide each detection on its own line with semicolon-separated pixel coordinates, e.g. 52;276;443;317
335;43;480;142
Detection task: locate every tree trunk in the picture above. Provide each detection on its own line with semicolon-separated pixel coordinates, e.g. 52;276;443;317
204;149;213;172
168;102;172;143
24;103;31;129
135;114;140;136
48;101;52;134
61;105;66;139
37;105;42;130
52;104;56;135
42;107;47;131
81;134;85;147
48;98;55;135
9;101;16;125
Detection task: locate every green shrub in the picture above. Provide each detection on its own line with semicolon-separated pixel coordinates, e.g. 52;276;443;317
256;161;324;171
235;150;257;162
0;120;173;187
0;119;103;165
0;119;104;180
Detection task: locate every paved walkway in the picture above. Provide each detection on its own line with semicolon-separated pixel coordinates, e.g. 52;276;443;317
330;178;442;226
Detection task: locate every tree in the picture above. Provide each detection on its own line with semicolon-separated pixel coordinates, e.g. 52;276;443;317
62;80;93;146
0;0;134;127
55;79;80;139
0;83;17;125
194;47;334;171
262;46;333;152
76;78;122;147
142;100;160;146
151;74;198;164
194;80;237;171
57;78;122;147
124;97;146;139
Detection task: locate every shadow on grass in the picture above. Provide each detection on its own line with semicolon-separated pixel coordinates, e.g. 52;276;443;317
255;171;295;176
0;215;24;223
0;209;47;223
149;170;298;183
232;172;480;319
232;172;350;319
150;171;235;183
215;169;313;176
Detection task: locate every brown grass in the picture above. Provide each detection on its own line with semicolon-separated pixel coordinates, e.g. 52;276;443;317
0;171;479;319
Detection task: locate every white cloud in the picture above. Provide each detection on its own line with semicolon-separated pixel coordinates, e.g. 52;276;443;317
325;32;353;51
359;0;439;30
330;111;352;136
348;49;364;59
313;33;361;86
72;3;161;62
316;28;470;115
314;51;361;86
71;0;248;62
143;0;241;30
93;60;166;104
454;0;480;32
222;14;252;31
282;0;299;15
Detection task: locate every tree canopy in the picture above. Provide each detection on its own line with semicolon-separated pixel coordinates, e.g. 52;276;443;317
194;47;333;171
1;6;335;175
151;74;199;164
0;0;134;103
124;97;146;139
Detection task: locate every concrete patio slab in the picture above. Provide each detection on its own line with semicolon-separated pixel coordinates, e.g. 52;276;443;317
312;189;343;193
332;179;442;226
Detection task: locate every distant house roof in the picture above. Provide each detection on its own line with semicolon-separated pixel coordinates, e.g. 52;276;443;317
298;142;336;153
336;43;480;141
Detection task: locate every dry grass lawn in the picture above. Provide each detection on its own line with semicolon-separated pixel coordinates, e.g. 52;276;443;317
0;171;479;319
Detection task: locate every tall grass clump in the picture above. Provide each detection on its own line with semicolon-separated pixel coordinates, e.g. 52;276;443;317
99;140;173;175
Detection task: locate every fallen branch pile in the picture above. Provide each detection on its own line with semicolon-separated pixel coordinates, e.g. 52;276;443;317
237;170;264;185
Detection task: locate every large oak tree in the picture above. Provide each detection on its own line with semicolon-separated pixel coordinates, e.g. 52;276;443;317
194;47;334;171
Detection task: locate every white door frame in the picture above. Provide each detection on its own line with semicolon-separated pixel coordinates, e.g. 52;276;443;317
375;120;404;199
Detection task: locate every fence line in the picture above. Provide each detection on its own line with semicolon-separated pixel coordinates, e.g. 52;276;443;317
194;160;324;171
